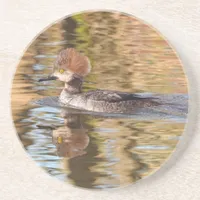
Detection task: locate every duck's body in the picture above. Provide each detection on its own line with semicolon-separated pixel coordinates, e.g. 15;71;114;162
59;88;160;113
38;48;187;115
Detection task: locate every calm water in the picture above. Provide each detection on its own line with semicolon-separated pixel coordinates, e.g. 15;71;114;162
11;12;188;189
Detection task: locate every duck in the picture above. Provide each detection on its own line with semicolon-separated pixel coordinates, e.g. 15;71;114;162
38;48;163;113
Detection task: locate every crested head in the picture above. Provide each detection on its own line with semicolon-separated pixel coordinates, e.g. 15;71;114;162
54;48;91;77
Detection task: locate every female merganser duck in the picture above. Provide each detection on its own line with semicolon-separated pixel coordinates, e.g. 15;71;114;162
38;48;170;113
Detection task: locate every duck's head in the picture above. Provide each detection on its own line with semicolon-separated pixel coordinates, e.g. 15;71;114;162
39;48;91;83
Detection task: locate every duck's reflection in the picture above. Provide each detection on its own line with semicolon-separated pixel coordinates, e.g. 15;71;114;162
52;109;89;159
51;108;103;188
50;108;144;189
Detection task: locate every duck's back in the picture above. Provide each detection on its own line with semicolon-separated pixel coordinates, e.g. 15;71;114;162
60;89;161;113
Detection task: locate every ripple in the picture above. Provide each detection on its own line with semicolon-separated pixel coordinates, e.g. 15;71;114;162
134;145;170;150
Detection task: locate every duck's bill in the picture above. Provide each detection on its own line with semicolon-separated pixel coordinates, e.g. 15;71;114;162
38;75;57;82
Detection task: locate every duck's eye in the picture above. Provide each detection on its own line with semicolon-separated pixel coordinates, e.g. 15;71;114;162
57;136;63;144
59;69;65;74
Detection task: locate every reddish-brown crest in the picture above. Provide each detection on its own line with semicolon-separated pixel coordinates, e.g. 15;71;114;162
54;48;91;76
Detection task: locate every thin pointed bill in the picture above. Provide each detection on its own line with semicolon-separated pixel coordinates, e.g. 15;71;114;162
38;75;58;82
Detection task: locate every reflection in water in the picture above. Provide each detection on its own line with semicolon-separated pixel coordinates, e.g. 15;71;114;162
52;110;99;188
49;108;143;189
11;11;188;189
52;111;89;158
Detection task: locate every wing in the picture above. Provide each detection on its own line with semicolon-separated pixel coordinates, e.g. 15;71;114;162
83;89;156;103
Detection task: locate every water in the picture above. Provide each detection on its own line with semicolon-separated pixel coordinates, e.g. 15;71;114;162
11;11;188;189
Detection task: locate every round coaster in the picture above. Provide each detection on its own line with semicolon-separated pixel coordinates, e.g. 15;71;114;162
11;11;188;189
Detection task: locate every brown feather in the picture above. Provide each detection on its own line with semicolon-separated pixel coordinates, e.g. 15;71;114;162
55;48;91;76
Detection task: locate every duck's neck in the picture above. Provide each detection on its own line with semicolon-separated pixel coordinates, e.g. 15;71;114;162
64;75;83;94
